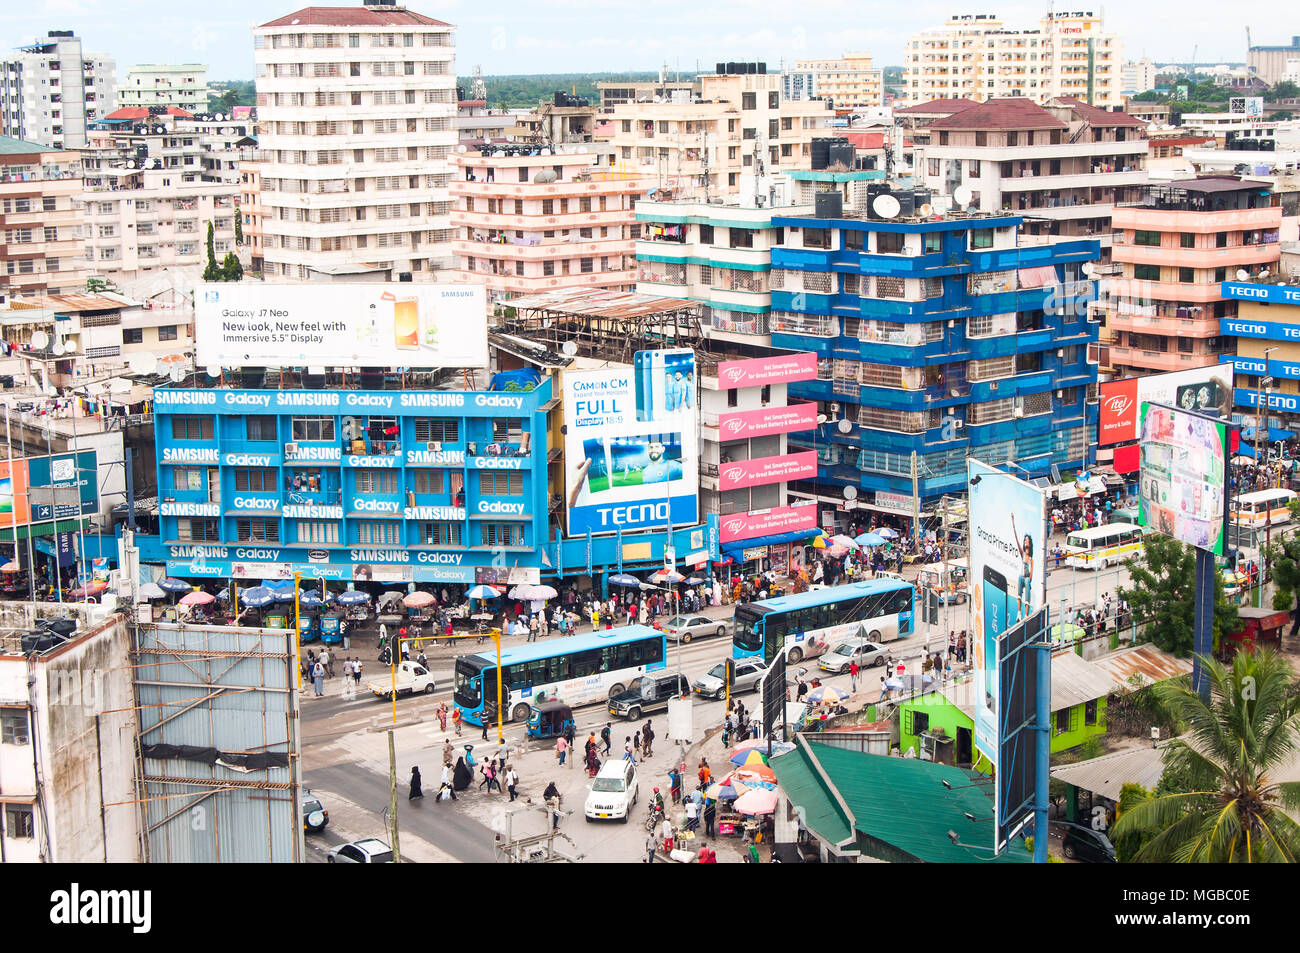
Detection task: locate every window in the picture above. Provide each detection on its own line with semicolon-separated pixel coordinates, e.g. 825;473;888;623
413;418;460;443
480;522;525;546
492;418;523;441
4;804;34;839
1084;699;1098;727
843;230;863;251
698;224;714;244
171;466;204;491
923;233;941;254
479;471;523;495
1180;232;1195;249
1134;230;1161;247
171;416;213;440
356;521;400;545
123;328;143;344
969;229;994;249
1178;267;1195;283
295;520;339;544
358;470;398;494
418;522;462;546
876;232;905;254
234;468;276;492
742;92;756;110
176;518;219;541
291;416;335;442
236;519;279;542
1055;708;1069;735
911;710;930;735
729;228;755;249
1134;264;1161;281
246;416;277;441
1;708;29;745
412;470;445;494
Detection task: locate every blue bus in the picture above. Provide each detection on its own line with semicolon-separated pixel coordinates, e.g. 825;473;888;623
732;579;915;666
453;625;668;725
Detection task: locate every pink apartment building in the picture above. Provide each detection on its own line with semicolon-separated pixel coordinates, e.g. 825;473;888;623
1105;176;1281;378
449;148;644;308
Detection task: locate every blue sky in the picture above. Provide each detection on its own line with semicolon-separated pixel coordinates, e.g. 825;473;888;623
8;0;1280;80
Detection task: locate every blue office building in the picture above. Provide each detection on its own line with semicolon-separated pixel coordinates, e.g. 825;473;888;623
768;210;1101;518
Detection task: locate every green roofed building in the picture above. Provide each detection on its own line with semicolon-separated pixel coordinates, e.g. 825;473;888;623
769;736;1032;862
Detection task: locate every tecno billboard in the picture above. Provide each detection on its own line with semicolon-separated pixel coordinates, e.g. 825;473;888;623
1098;365;1232;446
196;283;489;369
717;402;817;439
562;349;700;535
716;352;817;389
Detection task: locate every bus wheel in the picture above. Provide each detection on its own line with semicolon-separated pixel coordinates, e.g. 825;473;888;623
788;647;803;664
511;703;530;723
869;630;881;641
608;683;625;699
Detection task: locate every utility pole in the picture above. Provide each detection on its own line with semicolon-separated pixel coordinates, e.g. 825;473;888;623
941;495;951;650
910;450;920;549
388;730;402;862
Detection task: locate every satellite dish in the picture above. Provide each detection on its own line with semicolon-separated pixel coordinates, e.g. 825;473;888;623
215;113;225;121
169;365;187;383
953;184;974;208
842;486;858;500
126;160;136;169
1081;262;1095;277
837;418;853;434
919;203;933;217
1237;269;1250;280
872;193;901;219
63;337;77;352
561;341;578;357
30;330;49;350
541;147;552;156
51;341;64;356
128;353;158;375
205;364;221;378
456;144;468;153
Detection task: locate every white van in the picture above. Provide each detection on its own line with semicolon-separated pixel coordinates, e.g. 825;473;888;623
584;758;639;823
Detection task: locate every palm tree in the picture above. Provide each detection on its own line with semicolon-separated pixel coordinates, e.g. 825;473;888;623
1110;649;1300;862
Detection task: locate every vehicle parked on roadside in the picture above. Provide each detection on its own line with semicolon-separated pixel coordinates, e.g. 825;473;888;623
1059;823;1116;863
818;638;887;674
584;758;638;822
368;660;436;700
327;838;393;863
303;794;329;833
609;672;690;721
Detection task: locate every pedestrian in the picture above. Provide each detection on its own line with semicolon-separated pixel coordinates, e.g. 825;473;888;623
633;729;642;760
437;762;457;801
443;739;454;766
698;842;717;863
452;706;463;736
697;758;711;790
645;830;658;864
668;765;682;803
378;621;387;649
623;736;636;764
601;722;612;755
311;660;325;696
320;648;333;678
528;615;538;643
556;734;568;767
437;702;448;732
642;720;655;759
849;659;859;693
684;798;699;832
353;657;364;687
563;721;576;769
544;781;562;830
703;798;716;838
409;766;423;800
660;816;674;854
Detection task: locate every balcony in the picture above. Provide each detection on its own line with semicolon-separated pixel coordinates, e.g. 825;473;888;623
1105;345;1225;374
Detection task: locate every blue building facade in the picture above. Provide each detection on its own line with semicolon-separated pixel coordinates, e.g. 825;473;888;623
768;212;1101;509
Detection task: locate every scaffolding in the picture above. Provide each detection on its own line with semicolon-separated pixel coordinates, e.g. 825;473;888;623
129;620;303;863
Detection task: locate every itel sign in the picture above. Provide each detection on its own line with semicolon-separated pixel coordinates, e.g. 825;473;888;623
718;402;817;439
716;352;817;390
719;502;818;543
1098;379;1138;446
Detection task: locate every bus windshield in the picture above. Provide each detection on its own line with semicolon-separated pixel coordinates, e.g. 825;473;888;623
732;605;766;651
454;657;486;709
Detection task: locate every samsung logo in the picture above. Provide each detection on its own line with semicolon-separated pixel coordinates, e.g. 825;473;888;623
155;390;214;405
350;549;409;562
290;446;342;462
399;393;465;408
275;393;339;408
169;545;228;559
283;504;342;519
407;450;466;466
404;505;466;521
162;447;219;464
160;502;219;517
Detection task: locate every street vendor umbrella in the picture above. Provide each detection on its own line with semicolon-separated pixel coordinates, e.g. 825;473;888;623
704;778;747;800
875;527;899;539
509;584;558;600
829;534;856;549
806;684;853;705
649;569;685;585
297;591;325;608
0;561;20;572
854;532;885;547
734;787;778;816
178;590;215;606
336;590;371;606
70;580;108;598
884;673;935;692
730;747;770;767
240;586;275;608
685;576;706;585
731;765;778;788
157;577;191;593
403;590;436;608
138;582;166;601
466;584;500;600
811;533;828;549
271;588;296;603
608;573;640;587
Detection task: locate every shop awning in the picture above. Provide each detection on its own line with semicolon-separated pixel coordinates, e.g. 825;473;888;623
720;525;825;559
1242;427;1295;443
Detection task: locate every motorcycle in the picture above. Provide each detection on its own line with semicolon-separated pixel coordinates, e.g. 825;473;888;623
644;801;666;832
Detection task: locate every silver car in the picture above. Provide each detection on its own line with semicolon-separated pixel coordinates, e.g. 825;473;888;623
693;657;767;699
662;614;728;643
327;838;393;864
818;638;887;674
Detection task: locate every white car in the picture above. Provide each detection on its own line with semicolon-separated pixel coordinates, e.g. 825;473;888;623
584;758;638;823
693;657;768;699
662;614;728;643
818;638;888;674
327;838;393;863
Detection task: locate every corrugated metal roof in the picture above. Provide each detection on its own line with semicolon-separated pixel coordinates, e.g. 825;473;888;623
506;287;699;320
1050;651;1116;710
1050;744;1167;801
769;744;854;849
0;135;56;155
1092;644;1193;689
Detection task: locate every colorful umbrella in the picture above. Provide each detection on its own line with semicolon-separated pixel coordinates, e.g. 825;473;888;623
811;535;828;549
704;778;747;800
608;573;640;587
466;584;501;600
829;534;856;548
1;561;20;572
649;569;685;585
875;527;899;539
807;684;853;705
336;590;371;605
734;787;778;816
239;586;275;608
157;577;192;593
730;748;770;767
403;590;436;608
732;765;778;788
855;532;885;547
178;590;215;606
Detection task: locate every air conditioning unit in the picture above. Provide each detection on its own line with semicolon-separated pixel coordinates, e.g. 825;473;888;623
829;402;841;413
1056;349;1064;358
1055;389;1064;399
952;419;964;430
947;319;956;328
427;441;442;451
284;443;300;457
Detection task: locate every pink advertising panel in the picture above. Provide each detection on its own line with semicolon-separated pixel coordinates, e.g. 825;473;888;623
719;501;819;543
718;450;818;490
718;401;817;439
717;352;817;389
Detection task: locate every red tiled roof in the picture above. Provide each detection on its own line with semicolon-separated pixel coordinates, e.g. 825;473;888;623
844;131;885;150
924;98;1067;131
1054;97;1147;128
259;6;449;28
457;100;487;108
893;98;977;115
104;106;194;120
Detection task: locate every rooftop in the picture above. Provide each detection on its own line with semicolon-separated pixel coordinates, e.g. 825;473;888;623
503;287;699;320
0;135;56;155
893;97;978;115
924;98;1068;131
1052;97;1147;128
258;5;449;28
103;106;194;121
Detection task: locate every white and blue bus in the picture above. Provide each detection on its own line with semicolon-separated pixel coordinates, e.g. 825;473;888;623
453;625;668;725
732;579;916;666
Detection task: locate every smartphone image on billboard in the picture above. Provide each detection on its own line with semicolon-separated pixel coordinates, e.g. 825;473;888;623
394;297;419;350
581;438;612;494
633;351;655;422
607;434;684;487
982;565;1010;715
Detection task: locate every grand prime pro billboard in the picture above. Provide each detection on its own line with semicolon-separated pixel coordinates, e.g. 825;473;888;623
196;283;488;369
968;460;1046;770
1098;365;1232;446
563;349;699;536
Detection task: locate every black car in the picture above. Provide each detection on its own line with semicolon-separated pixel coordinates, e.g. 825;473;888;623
1060;823;1116;863
303;796;329;833
608;672;690;721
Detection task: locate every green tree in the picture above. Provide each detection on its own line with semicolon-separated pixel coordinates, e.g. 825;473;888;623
220;251;243;282
234;214;243;246
1273;80;1300;99
1119;535;1238;656
1268;533;1300;612
1109;650;1300;862
1113;782;1155;862
202;221;222;282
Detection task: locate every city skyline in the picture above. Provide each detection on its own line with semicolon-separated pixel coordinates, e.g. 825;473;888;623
6;0;1280;81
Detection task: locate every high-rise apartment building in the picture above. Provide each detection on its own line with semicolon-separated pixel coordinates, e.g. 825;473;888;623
118;65;209;113
903;12;1121;108
0;137;87;297
253;2;457;282
1105;177;1281;379
1121;58;1158;95
786;53;884;110
0;32;116;149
